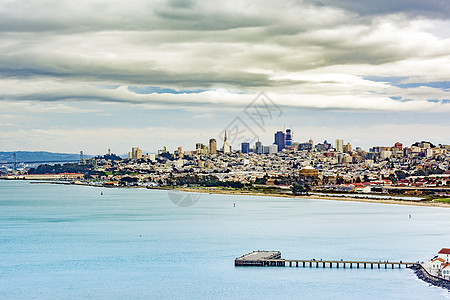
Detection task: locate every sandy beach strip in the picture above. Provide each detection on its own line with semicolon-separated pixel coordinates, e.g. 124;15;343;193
173;187;450;208
23;180;450;208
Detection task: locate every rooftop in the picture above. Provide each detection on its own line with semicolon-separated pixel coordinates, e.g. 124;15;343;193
439;248;450;254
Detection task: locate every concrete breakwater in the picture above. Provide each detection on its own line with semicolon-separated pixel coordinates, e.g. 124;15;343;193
413;265;450;291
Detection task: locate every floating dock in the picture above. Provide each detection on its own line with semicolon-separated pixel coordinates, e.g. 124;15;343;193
235;251;418;269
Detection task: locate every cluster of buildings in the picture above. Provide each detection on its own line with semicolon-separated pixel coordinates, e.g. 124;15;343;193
241;129;295;154
423;248;450;280
61;130;450;195
2;129;449;196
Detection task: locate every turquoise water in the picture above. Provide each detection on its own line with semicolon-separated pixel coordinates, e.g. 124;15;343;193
0;180;449;299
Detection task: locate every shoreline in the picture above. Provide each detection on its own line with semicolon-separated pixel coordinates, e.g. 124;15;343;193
9;179;450;208
173;187;450;208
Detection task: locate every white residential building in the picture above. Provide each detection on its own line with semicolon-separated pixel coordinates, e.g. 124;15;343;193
422;248;450;278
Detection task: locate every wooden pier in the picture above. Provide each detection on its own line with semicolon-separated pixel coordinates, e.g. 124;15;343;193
235;251;418;269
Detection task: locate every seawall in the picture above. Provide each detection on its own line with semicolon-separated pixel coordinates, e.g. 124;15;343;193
413;265;450;291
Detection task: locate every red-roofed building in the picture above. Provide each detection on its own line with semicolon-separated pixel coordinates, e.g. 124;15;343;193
423;248;450;278
398;179;410;185
394;142;403;151
382;179;392;185
442;263;450;280
438;248;450;261
432;257;445;263
423;257;446;276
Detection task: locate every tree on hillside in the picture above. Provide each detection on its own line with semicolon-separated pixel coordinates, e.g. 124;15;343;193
395;170;407;180
292;183;310;195
120;177;139;185
388;174;397;184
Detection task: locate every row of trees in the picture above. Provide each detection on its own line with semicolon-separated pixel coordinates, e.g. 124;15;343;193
168;174;247;188
28;163;89;174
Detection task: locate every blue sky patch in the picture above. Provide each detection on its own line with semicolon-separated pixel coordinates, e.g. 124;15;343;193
128;86;210;94
395;81;450;90
364;77;450;91
364;76;409;84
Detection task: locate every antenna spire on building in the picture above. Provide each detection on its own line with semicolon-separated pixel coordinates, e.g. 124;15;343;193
222;131;231;153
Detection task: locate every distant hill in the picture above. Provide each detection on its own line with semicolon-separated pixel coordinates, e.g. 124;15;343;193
0;151;92;163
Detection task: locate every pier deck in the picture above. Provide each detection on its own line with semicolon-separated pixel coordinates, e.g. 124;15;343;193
235;251;418;269
235;251;281;266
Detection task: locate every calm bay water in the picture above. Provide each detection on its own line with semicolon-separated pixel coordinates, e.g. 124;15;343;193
1;180;449;299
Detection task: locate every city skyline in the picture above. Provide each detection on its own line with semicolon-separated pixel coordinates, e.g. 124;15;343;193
0;121;448;156
1;1;450;153
102;131;440;157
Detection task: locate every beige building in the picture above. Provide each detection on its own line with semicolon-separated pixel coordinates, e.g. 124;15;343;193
342;155;353;164
336;139;344;153
196;143;209;155
175;146;184;158
343;142;352;153
209;138;217;154
299;166;319;178
129;147;143;160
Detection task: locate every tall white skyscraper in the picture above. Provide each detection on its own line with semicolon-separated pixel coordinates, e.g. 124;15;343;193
222;131;231;153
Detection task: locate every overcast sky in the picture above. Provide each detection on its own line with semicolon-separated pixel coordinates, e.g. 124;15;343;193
1;0;450;154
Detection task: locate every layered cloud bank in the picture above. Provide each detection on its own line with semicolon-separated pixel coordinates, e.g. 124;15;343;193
1;0;450;112
1;1;450;152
